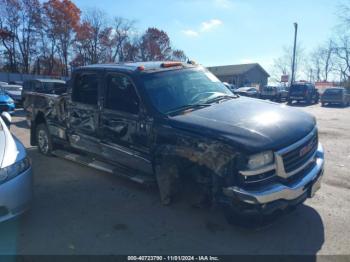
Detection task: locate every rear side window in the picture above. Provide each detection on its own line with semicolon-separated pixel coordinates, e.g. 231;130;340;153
34;81;44;92
72;73;98;105
105;74;139;114
291;85;306;91
24;81;33;91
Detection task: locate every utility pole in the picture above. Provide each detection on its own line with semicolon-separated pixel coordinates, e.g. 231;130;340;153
291;22;298;84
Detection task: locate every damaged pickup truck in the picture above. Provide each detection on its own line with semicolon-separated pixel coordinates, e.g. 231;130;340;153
24;61;324;222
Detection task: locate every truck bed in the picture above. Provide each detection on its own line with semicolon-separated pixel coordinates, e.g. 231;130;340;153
24;92;68;145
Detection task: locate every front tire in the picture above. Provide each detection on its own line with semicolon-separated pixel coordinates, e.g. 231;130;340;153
36;123;53;156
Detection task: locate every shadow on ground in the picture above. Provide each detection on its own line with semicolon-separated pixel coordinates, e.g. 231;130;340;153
0;148;325;256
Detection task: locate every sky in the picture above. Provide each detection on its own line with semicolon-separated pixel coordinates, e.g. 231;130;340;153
73;0;343;75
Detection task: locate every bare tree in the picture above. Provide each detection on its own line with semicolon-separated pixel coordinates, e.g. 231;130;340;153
0;0;21;72
271;44;305;83
111;17;135;62
334;34;350;80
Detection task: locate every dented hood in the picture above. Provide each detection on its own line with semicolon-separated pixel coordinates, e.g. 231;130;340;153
169;97;316;153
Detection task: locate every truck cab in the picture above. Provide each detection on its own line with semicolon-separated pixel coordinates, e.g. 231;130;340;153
288;82;320;105
26;62;325;223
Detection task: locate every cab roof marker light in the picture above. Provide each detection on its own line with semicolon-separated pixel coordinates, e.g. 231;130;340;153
161;62;183;68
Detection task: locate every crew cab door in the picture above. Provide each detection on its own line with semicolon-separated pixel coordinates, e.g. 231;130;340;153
99;72;153;175
67;70;102;155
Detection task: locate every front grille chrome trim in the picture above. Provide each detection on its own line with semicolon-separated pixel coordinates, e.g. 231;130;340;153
275;127;317;179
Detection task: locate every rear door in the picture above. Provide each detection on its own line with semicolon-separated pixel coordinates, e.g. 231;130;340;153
67;70;102;155
99;72;153;175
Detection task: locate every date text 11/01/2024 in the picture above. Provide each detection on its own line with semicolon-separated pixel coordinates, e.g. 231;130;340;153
127;256;220;261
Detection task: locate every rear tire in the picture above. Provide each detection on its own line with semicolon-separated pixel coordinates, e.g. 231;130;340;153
36;123;53;156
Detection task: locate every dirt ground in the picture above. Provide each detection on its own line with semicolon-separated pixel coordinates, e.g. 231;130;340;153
0;102;349;256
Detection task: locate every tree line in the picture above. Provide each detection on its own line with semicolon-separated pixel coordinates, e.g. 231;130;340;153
272;2;350;86
0;0;187;76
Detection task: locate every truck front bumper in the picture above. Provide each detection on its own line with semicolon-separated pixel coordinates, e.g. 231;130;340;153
223;144;324;215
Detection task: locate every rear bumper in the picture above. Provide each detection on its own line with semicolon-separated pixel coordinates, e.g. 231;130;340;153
289;96;305;100
0;167;33;223
322;99;342;103
223;144;324;214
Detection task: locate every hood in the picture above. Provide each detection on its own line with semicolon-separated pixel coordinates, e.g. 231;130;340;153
168;97;316;153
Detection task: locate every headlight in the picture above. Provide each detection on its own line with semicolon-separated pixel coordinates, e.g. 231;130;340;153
247;151;274;170
0;157;31;184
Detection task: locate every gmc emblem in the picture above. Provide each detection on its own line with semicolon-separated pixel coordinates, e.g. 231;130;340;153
299;141;314;157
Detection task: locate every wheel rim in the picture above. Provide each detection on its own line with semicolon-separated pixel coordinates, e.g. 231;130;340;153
38;130;49;153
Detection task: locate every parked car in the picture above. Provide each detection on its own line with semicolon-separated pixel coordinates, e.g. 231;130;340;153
22;79;67;104
3;84;23;105
234;87;260;98
0;112;32;222
25;61;324;223
321;87;350;107
8;81;23;86
0;87;15;114
288;82;320;104
223;82;237;91
260;85;289;102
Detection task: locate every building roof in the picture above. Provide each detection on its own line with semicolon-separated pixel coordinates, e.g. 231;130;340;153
207;63;270;77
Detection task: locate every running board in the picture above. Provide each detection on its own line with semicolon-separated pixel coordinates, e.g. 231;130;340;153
52;149;155;186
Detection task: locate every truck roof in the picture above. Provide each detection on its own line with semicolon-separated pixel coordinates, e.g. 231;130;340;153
28;79;66;83
80;61;196;73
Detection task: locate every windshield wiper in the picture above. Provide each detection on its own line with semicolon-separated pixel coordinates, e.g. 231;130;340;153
166;103;211;115
205;94;238;104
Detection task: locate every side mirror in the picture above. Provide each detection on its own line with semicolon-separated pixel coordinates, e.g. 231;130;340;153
1;111;11;128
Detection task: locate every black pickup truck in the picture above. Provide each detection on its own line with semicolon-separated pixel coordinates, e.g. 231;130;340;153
288;82;320;105
24;61;324;222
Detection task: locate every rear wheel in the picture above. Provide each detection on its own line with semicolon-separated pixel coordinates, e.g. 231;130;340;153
36;123;53;156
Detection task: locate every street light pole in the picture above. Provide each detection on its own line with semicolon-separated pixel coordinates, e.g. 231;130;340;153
291;22;298;84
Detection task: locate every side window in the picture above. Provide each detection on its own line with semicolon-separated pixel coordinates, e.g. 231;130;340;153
34;81;43;93
72;73;98;105
105;74;139;114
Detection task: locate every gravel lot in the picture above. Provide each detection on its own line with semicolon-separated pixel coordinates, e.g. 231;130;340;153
0;103;349;256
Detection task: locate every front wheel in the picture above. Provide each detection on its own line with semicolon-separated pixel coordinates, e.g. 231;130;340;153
36;123;53;156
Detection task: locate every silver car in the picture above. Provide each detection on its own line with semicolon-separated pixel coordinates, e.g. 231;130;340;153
0;112;32;222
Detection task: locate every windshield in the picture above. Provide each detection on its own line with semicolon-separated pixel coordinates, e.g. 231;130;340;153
142;68;232;114
291;84;307;92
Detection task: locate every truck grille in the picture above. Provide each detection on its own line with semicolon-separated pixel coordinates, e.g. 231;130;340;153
281;131;318;174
